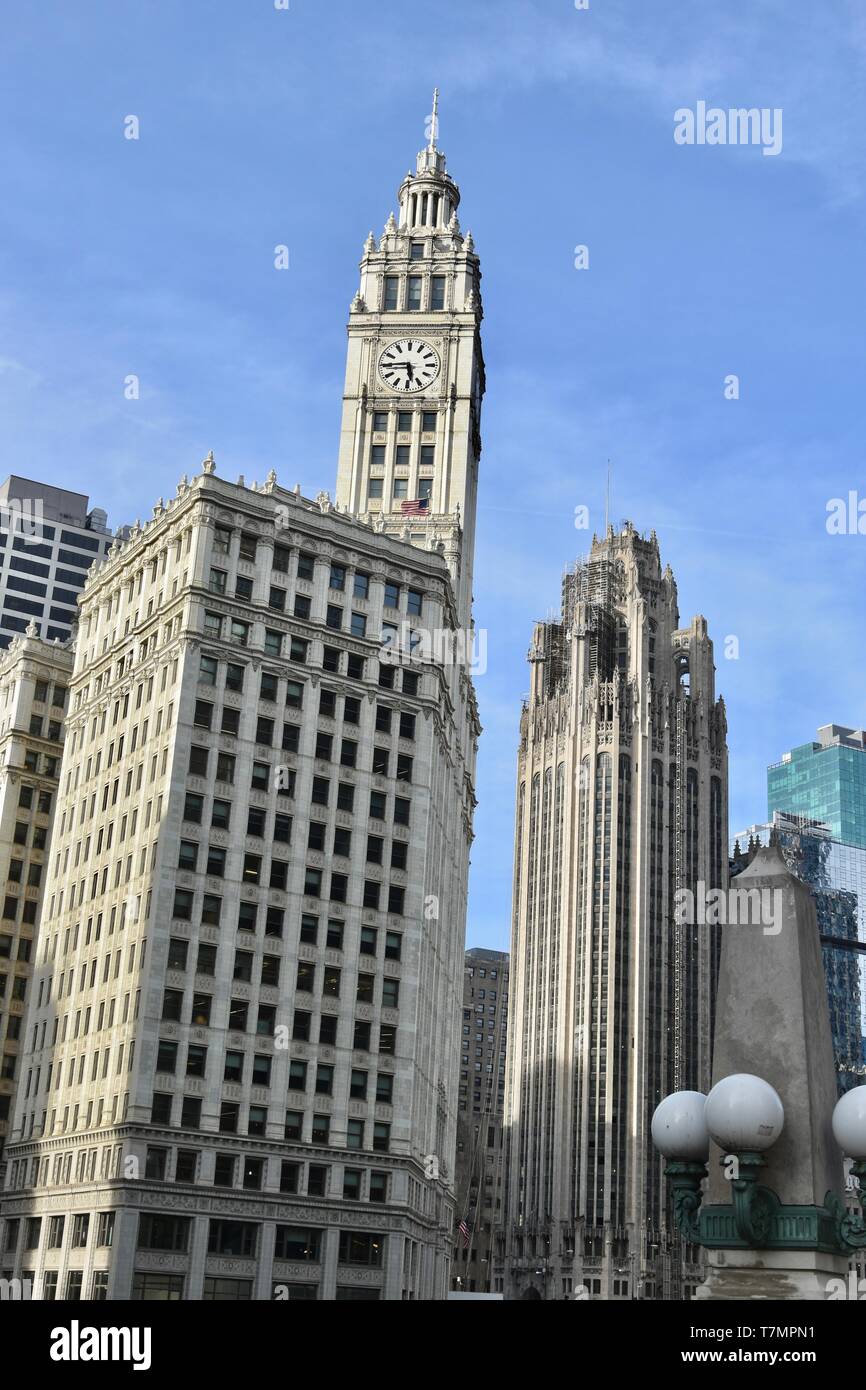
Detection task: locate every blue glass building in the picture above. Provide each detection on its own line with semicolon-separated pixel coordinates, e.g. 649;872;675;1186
768;725;866;849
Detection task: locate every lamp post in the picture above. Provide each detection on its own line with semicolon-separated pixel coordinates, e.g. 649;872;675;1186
653;1077;866;1274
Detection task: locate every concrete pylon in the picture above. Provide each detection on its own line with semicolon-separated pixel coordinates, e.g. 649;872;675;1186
696;843;849;1299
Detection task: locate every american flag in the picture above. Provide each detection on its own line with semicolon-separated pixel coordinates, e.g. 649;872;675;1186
400;498;430;515
458;1218;471;1248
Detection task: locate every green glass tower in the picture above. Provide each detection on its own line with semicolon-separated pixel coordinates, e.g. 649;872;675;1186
768;725;866;849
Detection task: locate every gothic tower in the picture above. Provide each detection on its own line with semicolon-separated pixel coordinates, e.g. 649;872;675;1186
500;525;728;1302
335;91;484;630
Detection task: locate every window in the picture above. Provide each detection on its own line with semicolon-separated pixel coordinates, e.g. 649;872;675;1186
235;576;253;602
243;853;262;885
216;753;235;784
188;745;209;777
383;277;399;311
368;479;383;500
376;1074;394;1104
224;1051;244;1083
219;1102;239;1134
350;1070;368;1100
146;1147;168;1180
369;1172;388;1204
385;931;402;961
407;588;423;616
383;582;400;610
350;612;367;638
243;1157;264;1190
311;1114;330;1145
275;1227;321;1261
410;241;424;260
200;655;218;684
406;276;422;311
284;1111;303;1141
251;761;270;791
339;1232;384;1266
344;1169;362;1201
273;545;291;573
138;1214;191;1252
226;663;245;693
280;1162;300;1194
228;999;248;1031
178;840;198;872
422;410;437;432
382;978;399;1009
238;534;258;562
156;1039;178;1073
346;1118;364;1150
297;552;315;580
353;1020;371;1051
372;1123;390;1153
430;276;446;310
207;1221;257;1258
248;1105;268;1137
96;1211;115;1246
392;478;408;499
353;572;369;599
69;1214;89;1248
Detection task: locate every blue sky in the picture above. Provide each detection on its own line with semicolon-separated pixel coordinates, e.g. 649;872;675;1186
2;1;866;950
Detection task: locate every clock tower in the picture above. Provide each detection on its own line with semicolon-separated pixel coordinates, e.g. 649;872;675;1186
335;92;484;628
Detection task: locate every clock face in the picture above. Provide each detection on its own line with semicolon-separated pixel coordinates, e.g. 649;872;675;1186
378;339;440;394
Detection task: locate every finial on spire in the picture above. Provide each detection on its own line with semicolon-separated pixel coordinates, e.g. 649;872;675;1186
427;87;440;151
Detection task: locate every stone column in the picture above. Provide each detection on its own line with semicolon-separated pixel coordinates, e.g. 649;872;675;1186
696;844;849;1299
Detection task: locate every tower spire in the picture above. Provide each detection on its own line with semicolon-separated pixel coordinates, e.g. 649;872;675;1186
428;87;440;152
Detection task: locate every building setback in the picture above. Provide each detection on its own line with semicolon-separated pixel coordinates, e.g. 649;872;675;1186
0;477;115;649
451;946;509;1294
0;105;482;1301
499;525;728;1302
0;629;73;1159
